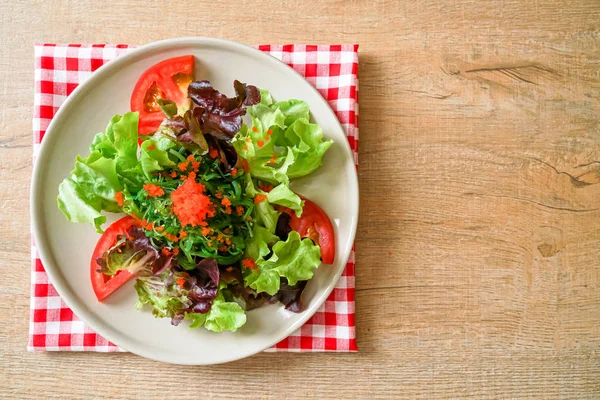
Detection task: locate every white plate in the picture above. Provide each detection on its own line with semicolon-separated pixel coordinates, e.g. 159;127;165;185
31;37;358;365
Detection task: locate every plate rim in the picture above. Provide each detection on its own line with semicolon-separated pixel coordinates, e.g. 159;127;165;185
31;36;359;364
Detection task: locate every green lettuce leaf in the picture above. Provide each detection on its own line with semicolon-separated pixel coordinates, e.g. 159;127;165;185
57;112;143;232
243;176;303;232
85;156;122;197
245;224;279;261
71;156;121;210
284;119;333;179
90;132;116;158
255;201;280;233
244;231;321;295
140;139;176;179
250;106;286;134
244;176;280;233
249;89;309;125
233;90;332;185
266;184;303;217
57;154;123;232
274;99;310;126
57;178;107;231
111;112;139;165
256;88;274;106
232;117;291;184
232;118;281;160
134;271;191;320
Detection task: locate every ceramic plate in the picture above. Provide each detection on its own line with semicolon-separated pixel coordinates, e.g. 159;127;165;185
31;37;358;364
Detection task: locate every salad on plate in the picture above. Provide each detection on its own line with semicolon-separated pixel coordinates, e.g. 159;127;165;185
57;56;336;332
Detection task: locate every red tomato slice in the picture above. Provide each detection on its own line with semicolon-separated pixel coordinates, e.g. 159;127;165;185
130;55;194;135
281;198;336;265
90;216;138;301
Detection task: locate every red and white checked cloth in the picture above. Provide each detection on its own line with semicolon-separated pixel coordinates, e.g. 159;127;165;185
29;43;359;353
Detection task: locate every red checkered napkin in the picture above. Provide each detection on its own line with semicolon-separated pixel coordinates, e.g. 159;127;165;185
29;43;359;352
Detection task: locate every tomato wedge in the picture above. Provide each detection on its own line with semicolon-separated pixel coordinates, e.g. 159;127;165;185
90;216;138;301
281;198;336;264
130;55;194;135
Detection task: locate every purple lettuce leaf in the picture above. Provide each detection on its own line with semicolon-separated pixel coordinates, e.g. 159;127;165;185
152;255;173;276
205;134;238;173
187;80;260;140
196;258;220;287
185;258;220;315
275;212;292;241
270;279;308;313
134;257;221;324
230;283;271;311
96;226;166;276
159;112;208;151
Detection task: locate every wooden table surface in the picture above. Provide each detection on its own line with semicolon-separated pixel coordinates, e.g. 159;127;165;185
2;0;600;398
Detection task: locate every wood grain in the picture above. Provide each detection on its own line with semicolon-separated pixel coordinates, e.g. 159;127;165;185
1;0;600;398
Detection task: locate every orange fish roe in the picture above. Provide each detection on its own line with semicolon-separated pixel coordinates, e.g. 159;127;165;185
218;244;228;252
242;258;258;271
176;278;186;288
268;154;277;164
254;194;267;204
243;145;248;151
245;137;251;143
138;219;154;231
178;162;188;171
207;242;213;247
223;228;231;234
179;231;188;239
114;191;124;206
171;173;215;227
251;126;258;132
217;234;224;242
217;193;231;215
161;248;172;257
267;129;273;136
209;148;219;159
241;159;250;172
143;183;165;197
191;160;200;172
225;237;232;245
172;248;179;255
231;168;238;177
215;190;223;199
259;184;274;192
164;233;179;242
201;227;211;236
186;155;195;162
147;144;156;151
257;140;265;148
155;226;165;232
170;171;177;178
236;205;244;216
